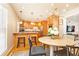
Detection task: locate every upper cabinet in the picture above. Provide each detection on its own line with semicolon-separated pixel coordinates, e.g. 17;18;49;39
41;20;48;35
47;15;59;28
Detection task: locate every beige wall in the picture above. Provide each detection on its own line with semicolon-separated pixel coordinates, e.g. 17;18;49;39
3;4;19;49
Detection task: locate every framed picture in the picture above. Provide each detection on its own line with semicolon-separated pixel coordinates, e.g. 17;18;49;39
66;25;75;32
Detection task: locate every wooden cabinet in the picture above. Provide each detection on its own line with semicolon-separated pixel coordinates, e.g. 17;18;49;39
47;15;59;28
41;20;48;35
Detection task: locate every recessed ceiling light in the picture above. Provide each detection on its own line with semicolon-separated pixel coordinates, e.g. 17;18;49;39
63;9;66;12
50;3;54;6
66;4;69;7
21;7;25;10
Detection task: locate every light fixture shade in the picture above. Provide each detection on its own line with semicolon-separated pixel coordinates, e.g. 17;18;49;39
66;4;69;7
31;22;35;25
53;27;59;35
38;23;41;26
48;27;59;35
19;21;22;24
53;27;58;31
50;30;54;34
48;27;53;35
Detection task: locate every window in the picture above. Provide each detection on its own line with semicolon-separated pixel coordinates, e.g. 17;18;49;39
0;5;7;55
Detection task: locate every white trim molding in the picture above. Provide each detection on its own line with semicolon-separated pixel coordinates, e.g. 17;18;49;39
62;7;79;18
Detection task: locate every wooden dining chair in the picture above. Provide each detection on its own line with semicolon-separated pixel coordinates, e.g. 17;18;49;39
53;46;67;56
66;45;79;56
28;36;46;56
63;34;75;41
54;35;75;56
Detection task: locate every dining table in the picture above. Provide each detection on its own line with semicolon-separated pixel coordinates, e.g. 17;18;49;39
38;36;78;56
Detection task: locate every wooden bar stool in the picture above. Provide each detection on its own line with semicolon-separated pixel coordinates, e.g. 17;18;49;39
17;37;25;48
30;35;37;46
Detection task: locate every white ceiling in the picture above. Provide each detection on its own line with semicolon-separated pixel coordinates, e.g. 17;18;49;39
11;3;79;22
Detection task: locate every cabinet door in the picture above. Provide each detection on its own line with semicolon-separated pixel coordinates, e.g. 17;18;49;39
48;15;59;28
52;15;59;28
41;21;48;35
48;16;53;25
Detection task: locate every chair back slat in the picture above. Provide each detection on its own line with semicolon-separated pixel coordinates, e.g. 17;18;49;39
66;45;79;56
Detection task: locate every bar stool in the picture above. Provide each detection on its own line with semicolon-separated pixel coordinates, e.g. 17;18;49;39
30;35;37;46
17;37;25;48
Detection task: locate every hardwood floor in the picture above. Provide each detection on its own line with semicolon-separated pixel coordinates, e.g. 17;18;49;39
12;51;29;56
12;42;67;56
12;48;50;56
